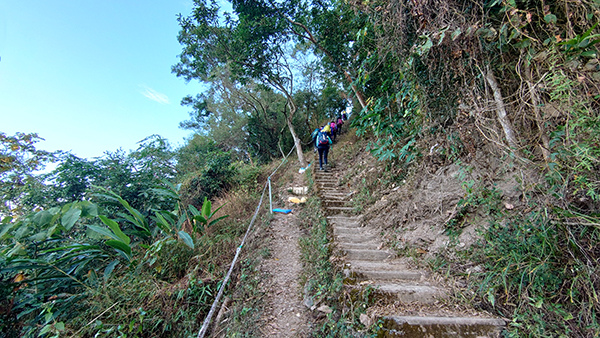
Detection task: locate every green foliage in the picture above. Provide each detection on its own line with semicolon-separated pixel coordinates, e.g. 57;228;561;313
1;178;233;337
469;208;600;337
0;132;56;216
543;63;600;206
178;136;238;207
351;51;423;164
0;201;112;337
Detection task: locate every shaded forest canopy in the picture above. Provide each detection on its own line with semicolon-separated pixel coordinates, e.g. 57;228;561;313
1;0;599;336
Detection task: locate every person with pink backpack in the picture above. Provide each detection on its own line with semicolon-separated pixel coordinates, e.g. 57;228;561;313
336;116;344;135
329;121;337;142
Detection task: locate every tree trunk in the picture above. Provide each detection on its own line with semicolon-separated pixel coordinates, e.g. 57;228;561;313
286;116;306;167
485;66;519;150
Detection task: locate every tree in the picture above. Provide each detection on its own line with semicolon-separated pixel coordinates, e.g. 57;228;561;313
0;133;55;216
174;0;309;166
281;0;368;109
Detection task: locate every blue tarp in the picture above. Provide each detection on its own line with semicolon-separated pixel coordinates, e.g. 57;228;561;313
273;208;293;214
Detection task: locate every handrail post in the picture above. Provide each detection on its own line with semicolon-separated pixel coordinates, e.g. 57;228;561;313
268;177;272;213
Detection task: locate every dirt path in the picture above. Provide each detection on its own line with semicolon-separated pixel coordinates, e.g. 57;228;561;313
259;193;311;336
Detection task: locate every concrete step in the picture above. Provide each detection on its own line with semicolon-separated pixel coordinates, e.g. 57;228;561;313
320;191;350;196
380;315;505;337
351;269;423;282
327;215;360;222
344;249;393;261
334;226;371;235
374;283;445;304
317;188;341;193
322;200;352;208
332;222;361;228
338;242;381;251
328;218;361;227
345;261;411;272
315;178;338;182
317;185;352;193
314;173;338;178
325;206;354;213
336;234;378;244
315;183;339;188
320;194;350;200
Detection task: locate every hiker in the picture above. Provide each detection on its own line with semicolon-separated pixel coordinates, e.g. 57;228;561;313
342;112;347;121
329;121;337;142
336;116;344;135
317;125;332;170
311;127;320;152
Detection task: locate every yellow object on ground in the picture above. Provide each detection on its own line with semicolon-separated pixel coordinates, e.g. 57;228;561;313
288;196;307;204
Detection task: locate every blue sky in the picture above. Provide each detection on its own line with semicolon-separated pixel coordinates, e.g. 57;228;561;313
0;0;204;159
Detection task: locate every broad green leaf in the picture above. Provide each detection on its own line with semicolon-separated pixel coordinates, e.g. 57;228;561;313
209;202;227;219
86;224;122;242
40;324;53;335
188;205;201;217
544;14;557;24
0;221;20;239
201;197;211;219
104;259;120;283
7;243;26;257
106;240;131;260
62;207;82;231
194;215;208;224
55;322;65;331
33;210;53;227
208;215;229;227
176;213;187;231
581;50;598;58
154;211;173;234
117;197;148;231
88;268;99;284
79;201;98;217
178;231;195;249
28;231;47;242
98;216;130;245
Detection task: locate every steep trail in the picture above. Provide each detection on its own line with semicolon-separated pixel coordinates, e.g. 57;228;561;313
314;144;506;336
258;170;312;337
259;212;311;337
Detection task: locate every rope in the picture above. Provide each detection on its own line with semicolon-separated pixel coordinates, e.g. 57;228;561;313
196;143;297;338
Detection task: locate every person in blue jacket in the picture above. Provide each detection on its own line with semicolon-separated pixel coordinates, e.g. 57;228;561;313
316;125;333;171
311;127;320;152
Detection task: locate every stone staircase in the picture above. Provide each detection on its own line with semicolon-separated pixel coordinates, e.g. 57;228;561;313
314;166;505;337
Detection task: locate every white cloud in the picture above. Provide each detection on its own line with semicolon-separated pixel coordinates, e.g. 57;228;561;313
140;86;170;104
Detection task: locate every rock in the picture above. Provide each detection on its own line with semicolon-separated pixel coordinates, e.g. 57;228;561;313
303;287;314;309
360;313;373;327
316;305;333;314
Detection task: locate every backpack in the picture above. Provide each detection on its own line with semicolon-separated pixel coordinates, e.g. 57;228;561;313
337;118;343;126
311;128;320;140
317;131;329;146
330;122;337;131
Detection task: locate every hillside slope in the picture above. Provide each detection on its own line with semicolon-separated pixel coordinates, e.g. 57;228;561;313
307;126;598;336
